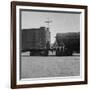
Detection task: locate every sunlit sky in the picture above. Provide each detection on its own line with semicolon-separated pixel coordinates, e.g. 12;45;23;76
21;10;80;43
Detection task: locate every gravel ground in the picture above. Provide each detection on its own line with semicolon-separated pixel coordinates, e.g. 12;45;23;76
20;55;80;79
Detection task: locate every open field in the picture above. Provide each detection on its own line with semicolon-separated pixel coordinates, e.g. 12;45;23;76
21;55;80;79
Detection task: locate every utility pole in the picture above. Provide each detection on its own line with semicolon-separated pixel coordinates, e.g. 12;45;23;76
45;18;52;50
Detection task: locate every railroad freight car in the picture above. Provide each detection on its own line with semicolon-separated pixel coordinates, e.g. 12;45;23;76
55;32;80;56
21;27;50;56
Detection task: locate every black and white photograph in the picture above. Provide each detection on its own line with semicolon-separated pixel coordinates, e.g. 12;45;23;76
11;1;87;89
20;10;80;79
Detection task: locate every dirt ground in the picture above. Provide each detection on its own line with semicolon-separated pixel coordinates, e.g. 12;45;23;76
20;54;80;79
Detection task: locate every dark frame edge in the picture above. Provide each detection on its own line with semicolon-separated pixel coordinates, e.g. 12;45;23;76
11;1;88;9
11;1;17;89
84;6;88;84
15;81;87;89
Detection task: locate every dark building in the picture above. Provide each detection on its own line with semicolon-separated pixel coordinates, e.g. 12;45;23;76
21;27;50;56
54;32;80;56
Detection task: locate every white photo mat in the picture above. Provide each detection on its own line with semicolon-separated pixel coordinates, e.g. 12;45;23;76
16;6;85;85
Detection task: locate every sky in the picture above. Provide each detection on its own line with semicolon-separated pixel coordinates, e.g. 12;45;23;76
21;10;80;43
